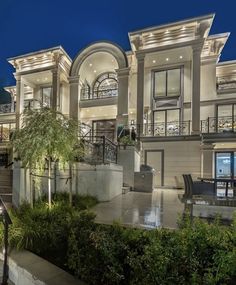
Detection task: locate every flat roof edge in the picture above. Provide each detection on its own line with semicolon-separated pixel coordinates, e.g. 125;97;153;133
7;46;72;62
129;13;215;36
217;60;236;66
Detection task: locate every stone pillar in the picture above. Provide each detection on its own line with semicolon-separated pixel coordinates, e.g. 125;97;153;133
15;75;24;129
116;67;130;126
191;44;202;134
69;76;80;120
136;53;145;134
51;68;60;110
201;143;214;178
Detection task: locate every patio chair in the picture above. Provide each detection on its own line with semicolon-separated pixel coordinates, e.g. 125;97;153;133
187;174;215;196
182;174;191;197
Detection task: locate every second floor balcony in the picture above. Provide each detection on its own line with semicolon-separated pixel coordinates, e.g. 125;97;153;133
125;116;236;138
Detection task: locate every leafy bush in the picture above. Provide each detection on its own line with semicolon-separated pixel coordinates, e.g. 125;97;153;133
1;199;235;285
67;216;236;285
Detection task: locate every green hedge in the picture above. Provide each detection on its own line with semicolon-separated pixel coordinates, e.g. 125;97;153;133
1;196;235;285
67;214;236;285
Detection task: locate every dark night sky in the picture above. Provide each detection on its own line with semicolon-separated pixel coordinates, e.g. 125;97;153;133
1;0;236;87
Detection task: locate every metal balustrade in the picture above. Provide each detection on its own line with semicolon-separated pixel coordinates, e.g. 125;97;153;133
0;103;14;113
81;135;118;164
80;88;118;100
200;116;236;133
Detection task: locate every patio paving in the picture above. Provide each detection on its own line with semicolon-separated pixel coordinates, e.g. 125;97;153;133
93;189;236;229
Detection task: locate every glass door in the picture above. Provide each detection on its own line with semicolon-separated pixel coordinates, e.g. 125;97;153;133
215;152;233;179
215;152;235;190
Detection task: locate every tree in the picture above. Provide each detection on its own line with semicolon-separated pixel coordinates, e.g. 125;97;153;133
12;108;82;208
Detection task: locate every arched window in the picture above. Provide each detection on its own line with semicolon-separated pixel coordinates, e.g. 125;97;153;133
93;72;118;99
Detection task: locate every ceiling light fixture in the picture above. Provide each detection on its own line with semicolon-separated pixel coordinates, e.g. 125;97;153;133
179;55;183;59
94;70;97;73
89;63;92;67
152;60;156;63
166;58;169;61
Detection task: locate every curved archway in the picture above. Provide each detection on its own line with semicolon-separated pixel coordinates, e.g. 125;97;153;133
70;41;128;77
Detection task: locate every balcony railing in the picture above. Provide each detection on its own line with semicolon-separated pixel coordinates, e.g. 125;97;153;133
200;116;236;133
0;103;14;114
144;121;191;137
123;116;236;139
81;135;118;164
80;88;118;100
0;123;15;142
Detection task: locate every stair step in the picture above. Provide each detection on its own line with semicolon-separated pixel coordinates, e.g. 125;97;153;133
122;186;130;194
0;193;12;203
0;187;12;194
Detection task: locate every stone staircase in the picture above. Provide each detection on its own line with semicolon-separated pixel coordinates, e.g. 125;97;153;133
0;169;13;207
122;184;131;194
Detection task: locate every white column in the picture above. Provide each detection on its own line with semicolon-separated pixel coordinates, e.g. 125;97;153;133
116;67;130;126
51;68;60;110
201;143;214;178
136;53;145;134
191;44;202;134
15;74;24;129
69;76;80;121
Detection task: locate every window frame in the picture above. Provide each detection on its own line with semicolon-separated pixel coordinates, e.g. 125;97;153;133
152;66;183;99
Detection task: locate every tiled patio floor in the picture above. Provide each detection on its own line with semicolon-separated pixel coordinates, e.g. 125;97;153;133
93;189;236;229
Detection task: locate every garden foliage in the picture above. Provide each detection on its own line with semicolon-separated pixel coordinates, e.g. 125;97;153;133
1;195;235;285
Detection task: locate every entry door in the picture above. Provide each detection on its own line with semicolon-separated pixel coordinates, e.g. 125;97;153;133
92;120;116;141
145;150;164;187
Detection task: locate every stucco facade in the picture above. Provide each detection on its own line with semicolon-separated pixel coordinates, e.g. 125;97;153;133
1;14;236;189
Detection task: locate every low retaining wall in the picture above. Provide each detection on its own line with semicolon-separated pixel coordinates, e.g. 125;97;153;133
13;162;123;207
0;250;85;285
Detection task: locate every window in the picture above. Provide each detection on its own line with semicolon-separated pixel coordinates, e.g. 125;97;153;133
153;68;181;98
153;109;180;136
41;87;52;107
217;104;236;132
93;72;118;99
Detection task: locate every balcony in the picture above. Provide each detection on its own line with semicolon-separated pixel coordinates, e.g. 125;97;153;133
0;123;15;142
201;116;236;133
0;103;14;114
80;88;118;101
127;116;236;139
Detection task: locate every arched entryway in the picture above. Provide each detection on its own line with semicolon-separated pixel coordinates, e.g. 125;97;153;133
69;41;130;129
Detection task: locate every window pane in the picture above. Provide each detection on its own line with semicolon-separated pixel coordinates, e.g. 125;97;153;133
166;109;180;136
167;109;179;122
167;69;180;96
218;105;233;132
154;71;166;97
153;111;165;136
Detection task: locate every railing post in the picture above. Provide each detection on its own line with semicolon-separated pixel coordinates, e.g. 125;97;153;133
102;136;105;164
207;117;210;133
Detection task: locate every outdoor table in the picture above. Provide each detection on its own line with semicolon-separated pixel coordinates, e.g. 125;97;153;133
198;177;236;196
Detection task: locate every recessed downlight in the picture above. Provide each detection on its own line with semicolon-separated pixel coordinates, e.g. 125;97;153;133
179;55;183;59
166;58;169;61
152;60;156;63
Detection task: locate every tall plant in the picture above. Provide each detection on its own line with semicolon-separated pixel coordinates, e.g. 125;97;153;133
12;108;82;208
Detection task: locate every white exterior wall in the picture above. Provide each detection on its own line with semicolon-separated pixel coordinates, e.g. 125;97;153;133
13;162;123;206
143;140;201;188
201;62;217;101
117;146;140;188
60;82;70;115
